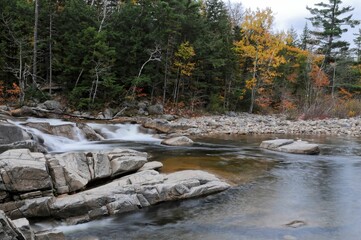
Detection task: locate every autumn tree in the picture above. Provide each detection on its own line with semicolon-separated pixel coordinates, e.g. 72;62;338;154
235;8;285;113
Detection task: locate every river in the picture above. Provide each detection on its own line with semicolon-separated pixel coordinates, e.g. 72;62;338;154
21;119;361;240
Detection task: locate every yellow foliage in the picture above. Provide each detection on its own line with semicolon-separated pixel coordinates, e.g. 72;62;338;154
174;41;196;78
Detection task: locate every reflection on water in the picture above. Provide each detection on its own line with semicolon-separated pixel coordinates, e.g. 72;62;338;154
56;134;361;240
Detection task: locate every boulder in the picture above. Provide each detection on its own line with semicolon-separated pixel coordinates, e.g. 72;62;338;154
0;210;26;240
43;100;64;112
0;124;31;144
143;119;175;133
148;104;163;115
12;218;34;240
25;170;228;221
260;139;320;155
161;136;194;146
0;149;52;193
47;152;91;193
76;123;104;141
108;148;148;176
0;169;229;222
34;230;65;240
24;122;82;141
0;123;43;153
47;148;147;194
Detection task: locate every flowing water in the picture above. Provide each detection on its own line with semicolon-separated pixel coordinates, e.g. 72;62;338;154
13;119;361;240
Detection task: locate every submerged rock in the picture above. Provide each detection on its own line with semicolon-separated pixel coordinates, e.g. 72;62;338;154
161;136;194;146
260;139;320;155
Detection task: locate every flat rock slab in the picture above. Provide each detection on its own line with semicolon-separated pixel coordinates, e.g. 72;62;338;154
260;139;320;155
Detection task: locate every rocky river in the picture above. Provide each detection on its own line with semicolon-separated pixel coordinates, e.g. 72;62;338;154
1;113;361;239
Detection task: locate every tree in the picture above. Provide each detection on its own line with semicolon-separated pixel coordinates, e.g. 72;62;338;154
306;0;359;63
0;0;34;104
173;41;195;106
234;8;286;113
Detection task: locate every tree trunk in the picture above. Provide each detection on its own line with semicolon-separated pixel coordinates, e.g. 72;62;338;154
49;3;53;95
32;0;39;87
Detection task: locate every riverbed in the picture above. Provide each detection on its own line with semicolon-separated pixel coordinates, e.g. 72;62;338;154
41;133;361;240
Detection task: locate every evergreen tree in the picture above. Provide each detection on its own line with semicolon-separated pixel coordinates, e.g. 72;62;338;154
306;0;359;63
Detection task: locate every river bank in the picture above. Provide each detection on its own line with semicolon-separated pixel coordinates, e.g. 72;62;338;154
164;113;361;137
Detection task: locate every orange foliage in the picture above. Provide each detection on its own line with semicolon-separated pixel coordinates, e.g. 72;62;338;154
255;96;272;109
339;87;353;100
309;65;329;87
0;81;21;104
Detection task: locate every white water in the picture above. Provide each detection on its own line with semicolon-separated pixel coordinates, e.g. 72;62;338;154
9;118;160;152
88;123;159;142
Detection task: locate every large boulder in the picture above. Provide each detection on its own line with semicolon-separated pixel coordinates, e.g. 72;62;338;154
260;139;320;155
0;123;42;153
0;149;52;194
161;136;194;146
47;148;147;194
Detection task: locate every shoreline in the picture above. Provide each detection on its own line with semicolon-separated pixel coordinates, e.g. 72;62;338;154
164;113;361;137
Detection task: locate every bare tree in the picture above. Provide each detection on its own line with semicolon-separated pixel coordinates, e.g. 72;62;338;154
225;0;243;28
33;0;39;87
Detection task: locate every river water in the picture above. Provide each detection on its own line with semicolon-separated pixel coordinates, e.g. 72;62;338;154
19;119;361;240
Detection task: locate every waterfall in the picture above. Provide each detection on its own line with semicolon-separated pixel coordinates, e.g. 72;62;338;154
8;118;160;152
88;123;159;142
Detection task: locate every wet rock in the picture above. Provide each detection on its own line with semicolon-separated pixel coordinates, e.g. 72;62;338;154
0;124;31;144
143;119;175;133
260;139;320;155
34;230;65;240
24;122;81;141
76;123;104;141
161;136;193;146
0;123;43;153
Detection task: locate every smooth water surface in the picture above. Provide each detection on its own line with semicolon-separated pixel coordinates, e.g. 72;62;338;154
54;134;361;240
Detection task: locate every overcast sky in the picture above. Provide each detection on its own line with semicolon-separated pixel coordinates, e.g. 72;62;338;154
230;0;361;45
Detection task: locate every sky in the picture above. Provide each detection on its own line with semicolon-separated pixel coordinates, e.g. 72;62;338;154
230;0;361;45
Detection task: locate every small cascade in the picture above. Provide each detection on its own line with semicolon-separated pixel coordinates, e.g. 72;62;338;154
89;123;160;142
8;118;160;152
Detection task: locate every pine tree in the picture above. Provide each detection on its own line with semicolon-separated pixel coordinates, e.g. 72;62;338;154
306;0;359;63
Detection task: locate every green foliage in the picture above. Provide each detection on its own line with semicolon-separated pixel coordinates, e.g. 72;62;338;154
1;0;361;115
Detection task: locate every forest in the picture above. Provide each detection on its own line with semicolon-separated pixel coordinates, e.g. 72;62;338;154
1;0;361;118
